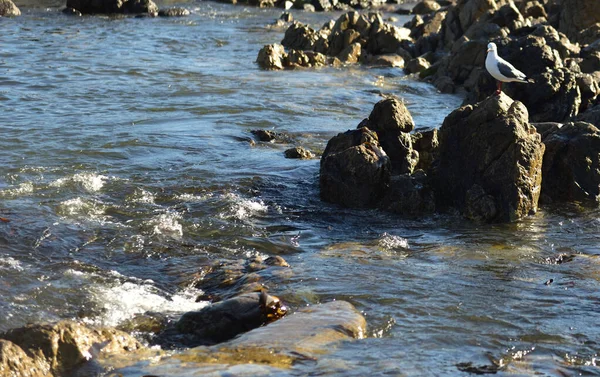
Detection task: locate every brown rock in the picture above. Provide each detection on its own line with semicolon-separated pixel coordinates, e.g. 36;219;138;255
433;93;545;222
256;44;287;70
412;0;441;15
559;0;600;43
0;0;20;16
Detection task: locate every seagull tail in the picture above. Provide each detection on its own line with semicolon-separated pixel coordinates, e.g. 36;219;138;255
526;77;534;84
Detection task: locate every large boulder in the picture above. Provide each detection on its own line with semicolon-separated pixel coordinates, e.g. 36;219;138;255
433;93;545;222
559;0;600;43
0;0;20;16
539;121;600;202
0;340;46;377
0;321;141;377
256;44;287;70
66;0;158;14
320;128;391;208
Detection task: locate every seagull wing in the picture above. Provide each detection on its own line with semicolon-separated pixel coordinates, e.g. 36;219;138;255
496;57;528;82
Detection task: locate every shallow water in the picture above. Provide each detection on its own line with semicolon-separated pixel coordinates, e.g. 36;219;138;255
1;2;600;376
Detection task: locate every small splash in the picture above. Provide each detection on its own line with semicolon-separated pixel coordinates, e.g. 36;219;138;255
57;197;105;218
129;188;155;204
66;270;207;327
176;192;214;202
0;256;25;271
221;193;268;220
377;233;410;250
50;173;107;192
151;212;183;239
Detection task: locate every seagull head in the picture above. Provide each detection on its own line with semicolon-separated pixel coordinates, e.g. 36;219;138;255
486;42;497;53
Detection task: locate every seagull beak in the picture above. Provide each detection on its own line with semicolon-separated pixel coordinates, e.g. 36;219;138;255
486;48;491;53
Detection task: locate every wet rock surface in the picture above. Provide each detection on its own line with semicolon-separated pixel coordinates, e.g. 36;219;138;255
0;0;20;16
540;121;600;203
0;321;141;377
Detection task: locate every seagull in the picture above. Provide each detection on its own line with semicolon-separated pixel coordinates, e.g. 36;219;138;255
485;42;532;95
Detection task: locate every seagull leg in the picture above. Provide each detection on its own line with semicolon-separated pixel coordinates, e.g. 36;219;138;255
495;81;502;95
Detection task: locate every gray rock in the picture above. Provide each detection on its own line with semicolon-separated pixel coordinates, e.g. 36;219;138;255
411;0;441;15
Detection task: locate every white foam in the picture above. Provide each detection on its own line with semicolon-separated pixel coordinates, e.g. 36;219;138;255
130;188;155;204
50;173;107;192
57;197;105;218
84;280;207;327
377;233;410;250
176;192;213;202
0;256;24;271
221;193;268;220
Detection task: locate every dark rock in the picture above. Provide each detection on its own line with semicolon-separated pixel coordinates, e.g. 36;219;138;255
252;129;279;142
412;128;439;171
365;97;417;173
518;0;547;20
280;11;293;22
412;0;440;15
380;172;435;215
0;321;141;376
532;122;562;139
367;17;411;55
506;67;581;123
433;75;456;93
158;7;190;16
281;22;320;51
559;0;600;43
541;121;600;202
578;23;600;46
575;103;600;128
0;0;20;16
256;44;287;70
580;48;600;74
433;93;545;222
576;73;600;113
66;0;158;14
62;7;82;16
320;128;391;208
287;49;328;68
170;292;287;347
284;146;314;159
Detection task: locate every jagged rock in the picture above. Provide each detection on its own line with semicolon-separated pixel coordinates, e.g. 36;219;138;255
580;43;600;74
578;23;600;46
284;146;314;159
320;128;391;208
281;22;320;51
367;18;411;55
0;0;20;16
412;0;441;15
165;292;287;347
0;321;141;377
433;93;545;222
66;0;158;14
517;0;547;20
540;121;600;202
158;7;190;16
380;172;435;215
363;97;417;174
559;0;600;43
506;67;581;123
256;44;287;70
287;50;328;68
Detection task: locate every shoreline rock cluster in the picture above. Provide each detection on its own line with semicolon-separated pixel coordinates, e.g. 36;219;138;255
0;254;366;376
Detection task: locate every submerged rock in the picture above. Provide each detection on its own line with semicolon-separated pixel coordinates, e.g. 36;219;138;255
320;128;391;208
540;121;600;203
0;0;20;16
0;321;141;377
159;291;287;347
158;7;190;16
284;146;314;159
433;92;545;222
380;171;436;216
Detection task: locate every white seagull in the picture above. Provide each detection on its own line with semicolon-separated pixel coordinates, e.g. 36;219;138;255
485;42;532;95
